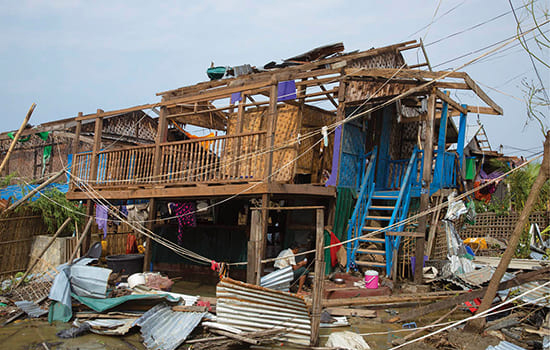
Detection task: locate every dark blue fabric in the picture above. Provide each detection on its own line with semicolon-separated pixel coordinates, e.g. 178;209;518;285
277;80;296;101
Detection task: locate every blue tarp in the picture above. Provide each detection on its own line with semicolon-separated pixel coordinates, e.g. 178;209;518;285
0;182;69;202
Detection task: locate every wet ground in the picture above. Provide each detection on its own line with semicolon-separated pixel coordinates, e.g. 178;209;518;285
0;280;501;350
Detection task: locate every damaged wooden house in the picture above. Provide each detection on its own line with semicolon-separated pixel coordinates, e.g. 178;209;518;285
2;40;503;283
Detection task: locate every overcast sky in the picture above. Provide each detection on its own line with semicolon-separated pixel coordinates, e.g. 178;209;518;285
1;0;548;157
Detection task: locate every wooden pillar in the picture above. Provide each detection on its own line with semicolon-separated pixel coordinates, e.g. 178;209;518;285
414;91;436;284
143;198;156;271
143;106;168;270
310;208;325;346
233;93;246;177
257;83;278;279
85;110;103;252
69;113;83;190
247;209;262;284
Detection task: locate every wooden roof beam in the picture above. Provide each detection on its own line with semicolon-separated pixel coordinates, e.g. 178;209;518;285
463;74;503;115
434;89;467;115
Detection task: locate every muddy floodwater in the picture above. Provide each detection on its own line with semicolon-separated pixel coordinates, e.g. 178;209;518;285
0;280;499;350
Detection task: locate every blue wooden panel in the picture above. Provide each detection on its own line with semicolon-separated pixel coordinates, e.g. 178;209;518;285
338;122;366;189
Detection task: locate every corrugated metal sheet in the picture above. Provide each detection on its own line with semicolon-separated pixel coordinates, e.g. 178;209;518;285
260;266;293;291
70;265;111;299
457;266;494;287
133;303;206;350
74;318;137;335
486;340;525;350
14;300;48;317
216;278;311;345
515;281;550;307
132;284;198;306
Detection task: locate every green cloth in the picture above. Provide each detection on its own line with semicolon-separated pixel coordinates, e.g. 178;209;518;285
7;132;30;142
48;301;73;323
36;132;49;141
333;187;357;241
71;293;179;313
465;158;476;180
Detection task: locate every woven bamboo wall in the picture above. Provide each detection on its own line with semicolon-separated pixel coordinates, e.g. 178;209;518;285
430;211;550;260
227;104;335;182
0;208;48;279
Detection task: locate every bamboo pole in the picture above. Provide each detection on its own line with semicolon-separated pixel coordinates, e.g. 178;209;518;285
68;217;94;265
0;103;36;176
466;131;550;332
14;217;72;288
7;170;66;211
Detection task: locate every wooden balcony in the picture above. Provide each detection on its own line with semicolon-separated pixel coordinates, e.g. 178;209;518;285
71;131;267;188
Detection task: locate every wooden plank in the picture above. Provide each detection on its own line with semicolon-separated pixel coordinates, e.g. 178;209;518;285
394;266;550;323
435;89;467;115
463;74;503;115
434;82;469;90
326;308;376;318
310;208;325;346
345;68;466;80
66;183;336;200
385;231;424;238
247;210;261;284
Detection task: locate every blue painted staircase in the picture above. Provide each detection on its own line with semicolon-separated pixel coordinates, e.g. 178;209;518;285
347;148;421;276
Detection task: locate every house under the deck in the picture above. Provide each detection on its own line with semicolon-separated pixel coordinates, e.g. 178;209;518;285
62;40;503;282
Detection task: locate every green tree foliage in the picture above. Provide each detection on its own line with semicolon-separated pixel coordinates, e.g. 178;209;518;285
21;188;84;235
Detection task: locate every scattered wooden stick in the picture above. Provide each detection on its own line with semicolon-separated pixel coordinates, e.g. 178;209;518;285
0;103;36;176
7;170;66;211
15;217;72;288
403;305;459;341
68;217;94;265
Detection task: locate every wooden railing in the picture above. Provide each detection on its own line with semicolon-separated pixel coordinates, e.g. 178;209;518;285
71;131;267;188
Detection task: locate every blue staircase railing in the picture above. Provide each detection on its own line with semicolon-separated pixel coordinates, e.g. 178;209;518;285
385;147;420;276
346;147;377;271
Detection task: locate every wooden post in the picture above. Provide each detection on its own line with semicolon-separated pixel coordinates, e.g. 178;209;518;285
143;198;156;272
0;103;36;176
69;113;83;190
68;217;94;264
143;107;168;271
247;209;261;284
14;217;72;288
414;91;436;283
85;110;103;252
257;83;278;280
7;170;65;211
310;208;325;346
466;131;550;331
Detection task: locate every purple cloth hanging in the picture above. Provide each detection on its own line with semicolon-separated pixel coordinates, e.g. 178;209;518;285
230;92;242;104
325;125;342;187
277;80;296;101
95;204;108;239
170;202;197;244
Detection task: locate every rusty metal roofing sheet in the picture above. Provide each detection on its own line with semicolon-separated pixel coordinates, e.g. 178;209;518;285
216;278;311;345
456;266;494;287
260;266;293;291
133;303;206;350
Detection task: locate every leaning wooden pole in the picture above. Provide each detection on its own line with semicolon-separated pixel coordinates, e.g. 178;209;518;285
310;208;325;346
0;103;36;176
68;217;94;265
15;217;72;288
466;131;550;332
7;170;66;211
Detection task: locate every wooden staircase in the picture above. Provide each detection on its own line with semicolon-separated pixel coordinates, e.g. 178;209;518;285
347;148;421;276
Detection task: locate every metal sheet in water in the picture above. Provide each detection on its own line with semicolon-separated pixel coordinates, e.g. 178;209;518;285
14;300;48;317
134;303;206;350
216;278;311;345
260;266;293;291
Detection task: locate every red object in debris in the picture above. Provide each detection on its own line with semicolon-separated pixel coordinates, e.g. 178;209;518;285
126;233;137;254
197;300;212;312
464;298;482;313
